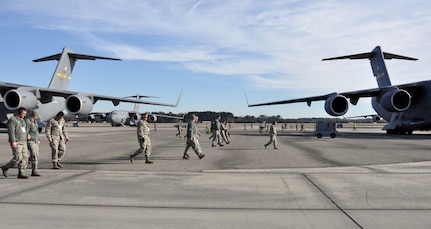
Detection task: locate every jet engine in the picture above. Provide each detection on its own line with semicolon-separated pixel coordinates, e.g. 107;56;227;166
4;89;38;110
131;114;157;122
324;94;348;116
380;89;411;112
66;95;93;115
149;114;157;122
131;113;141;123
372;115;381;122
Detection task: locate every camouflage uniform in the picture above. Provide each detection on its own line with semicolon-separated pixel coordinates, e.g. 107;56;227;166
183;115;205;159
130;116;153;163
220;121;230;144
264;122;278;149
46;116;68;167
26;115;41;176
211;116;224;147
1;114;29;178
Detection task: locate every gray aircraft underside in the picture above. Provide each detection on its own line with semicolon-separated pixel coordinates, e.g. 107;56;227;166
107;111;184;127
0;47;180;127
248;46;431;135
73;93;183;126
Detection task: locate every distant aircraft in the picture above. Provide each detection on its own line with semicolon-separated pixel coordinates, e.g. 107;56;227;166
0;47;179;127
248;46;431;135
106;93;183;126
347;114;382;122
74;95;161;123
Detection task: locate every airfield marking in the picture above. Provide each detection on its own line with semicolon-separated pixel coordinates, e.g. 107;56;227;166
303;173;364;229
0;170;95;201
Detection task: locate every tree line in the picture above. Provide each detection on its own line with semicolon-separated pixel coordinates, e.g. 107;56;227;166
153;111;384;124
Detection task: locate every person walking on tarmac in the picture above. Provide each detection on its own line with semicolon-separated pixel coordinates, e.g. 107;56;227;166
46;111;69;169
130;113;153;164
210;115;224;147
220;120;230;144
183;115;205;160
1;107;30;179
175;119;183;138
264;121;278;149
26;110;41;176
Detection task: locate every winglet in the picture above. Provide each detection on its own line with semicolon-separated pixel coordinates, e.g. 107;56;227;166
244;90;251;107
174;90;183;107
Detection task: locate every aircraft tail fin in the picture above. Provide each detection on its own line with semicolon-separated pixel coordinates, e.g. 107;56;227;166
322;46;417;88
133;94;141;113
33;47;121;90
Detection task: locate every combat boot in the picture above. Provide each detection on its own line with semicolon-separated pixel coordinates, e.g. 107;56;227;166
56;161;64;168
31;164;41;177
145;156;154;164
31;170;41;176
18;172;29;179
52;162;59;169
2;165;9;178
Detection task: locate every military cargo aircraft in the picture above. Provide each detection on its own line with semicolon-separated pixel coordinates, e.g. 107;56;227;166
0;47;179;127
248;46;430;135
107;93;183;126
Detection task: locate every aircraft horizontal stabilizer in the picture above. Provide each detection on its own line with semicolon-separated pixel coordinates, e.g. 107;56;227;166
123;95;160;99
382;52;417;61
33;52;121;62
322;52;372;61
323;52;417;61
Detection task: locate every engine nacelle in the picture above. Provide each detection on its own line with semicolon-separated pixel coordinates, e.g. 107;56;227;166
4;89;38;110
380;89;411;112
324;94;348;116
132;114;157;123
132;113;141;123
66;95;93;115
372;115;381;122
149;114;157;122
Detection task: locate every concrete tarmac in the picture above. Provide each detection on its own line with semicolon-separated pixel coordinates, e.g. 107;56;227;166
0;123;431;228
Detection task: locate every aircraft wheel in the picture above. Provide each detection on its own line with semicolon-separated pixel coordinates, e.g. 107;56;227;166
386;130;396;134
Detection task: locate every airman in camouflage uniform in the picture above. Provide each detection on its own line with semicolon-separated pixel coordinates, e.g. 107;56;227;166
183;115;205;159
211;115;224;147
130;113;153;164
46;111;69;169
264;121;278;149
1;107;30;179
26;110;41;176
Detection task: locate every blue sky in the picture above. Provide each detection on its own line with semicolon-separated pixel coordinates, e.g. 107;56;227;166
1;0;430;118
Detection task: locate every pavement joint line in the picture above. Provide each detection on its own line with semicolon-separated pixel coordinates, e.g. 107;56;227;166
302;173;364;229
0;170;95;200
0;201;401;211
2;201;430;211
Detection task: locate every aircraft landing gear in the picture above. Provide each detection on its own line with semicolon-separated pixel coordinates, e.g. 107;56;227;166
386;127;413;135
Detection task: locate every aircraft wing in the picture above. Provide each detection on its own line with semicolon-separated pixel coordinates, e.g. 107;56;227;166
0;83;181;107
346;114;379;119
78;92;181;107
151;113;185;120
247;87;382;107
247;80;430;107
